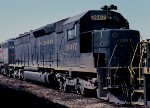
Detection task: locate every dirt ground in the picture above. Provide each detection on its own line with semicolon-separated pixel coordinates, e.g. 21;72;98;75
0;75;114;108
0;84;68;108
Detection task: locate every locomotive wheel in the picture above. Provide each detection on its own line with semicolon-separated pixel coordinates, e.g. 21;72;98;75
13;70;16;79
64;84;71;93
9;69;14;78
13;70;18;79
53;76;60;90
2;68;7;76
58;80;64;90
19;70;24;80
80;87;86;96
11;71;14;78
1;68;6;75
75;84;80;94
57;76;65;90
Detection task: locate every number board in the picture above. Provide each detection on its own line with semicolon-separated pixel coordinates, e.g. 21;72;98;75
91;15;107;21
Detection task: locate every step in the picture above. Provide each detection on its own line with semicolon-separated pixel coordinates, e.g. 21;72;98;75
100;96;108;101
137;78;144;80
103;87;108;90
106;77;110;79
134;90;144;93
132;101;144;106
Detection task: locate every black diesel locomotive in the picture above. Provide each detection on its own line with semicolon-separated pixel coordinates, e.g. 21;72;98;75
0;5;149;106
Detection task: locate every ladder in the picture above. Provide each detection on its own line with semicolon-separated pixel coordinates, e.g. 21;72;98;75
107;45;118;87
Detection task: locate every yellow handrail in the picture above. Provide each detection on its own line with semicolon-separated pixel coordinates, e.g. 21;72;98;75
138;41;146;84
129;42;139;84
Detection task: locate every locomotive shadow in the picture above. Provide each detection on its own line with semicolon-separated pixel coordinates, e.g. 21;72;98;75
0;84;69;108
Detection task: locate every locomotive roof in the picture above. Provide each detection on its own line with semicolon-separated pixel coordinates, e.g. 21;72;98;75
63;10;123;25
64;11;87;24
14;9;126;39
0;38;14;46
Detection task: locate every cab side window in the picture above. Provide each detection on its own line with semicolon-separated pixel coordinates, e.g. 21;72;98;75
66;24;77;40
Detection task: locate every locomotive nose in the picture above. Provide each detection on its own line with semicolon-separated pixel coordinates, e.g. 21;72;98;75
92;29;140;68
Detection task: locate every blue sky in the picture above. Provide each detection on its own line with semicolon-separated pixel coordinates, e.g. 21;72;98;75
0;0;150;42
